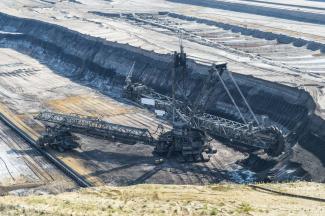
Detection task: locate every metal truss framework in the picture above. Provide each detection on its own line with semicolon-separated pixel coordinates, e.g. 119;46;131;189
194;113;274;149
137;89;280;150
35;112;153;143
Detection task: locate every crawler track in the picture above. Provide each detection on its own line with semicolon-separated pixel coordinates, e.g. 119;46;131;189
0;113;91;188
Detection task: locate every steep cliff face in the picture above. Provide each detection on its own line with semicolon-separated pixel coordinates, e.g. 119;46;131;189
0;12;324;181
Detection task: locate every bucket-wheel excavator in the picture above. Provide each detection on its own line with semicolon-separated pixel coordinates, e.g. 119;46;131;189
123;42;285;157
35;42;285;163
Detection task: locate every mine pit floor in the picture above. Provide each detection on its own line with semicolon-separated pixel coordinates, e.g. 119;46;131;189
0;46;252;188
0;114;75;195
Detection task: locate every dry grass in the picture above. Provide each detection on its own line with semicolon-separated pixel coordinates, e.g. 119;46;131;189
0;182;324;215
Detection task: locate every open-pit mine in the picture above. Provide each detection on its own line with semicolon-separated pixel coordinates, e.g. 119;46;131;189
0;0;324;196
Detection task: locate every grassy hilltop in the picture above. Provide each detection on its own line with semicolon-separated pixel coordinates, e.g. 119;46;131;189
0;182;324;215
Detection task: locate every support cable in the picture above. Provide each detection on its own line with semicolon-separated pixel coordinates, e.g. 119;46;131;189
215;70;247;124
227;70;260;126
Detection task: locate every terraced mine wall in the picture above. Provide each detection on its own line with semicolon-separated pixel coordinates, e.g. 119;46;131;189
167;0;325;25
0;12;324;181
159;12;325;53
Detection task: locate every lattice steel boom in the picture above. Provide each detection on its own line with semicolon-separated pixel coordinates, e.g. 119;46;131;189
35;111;153;143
